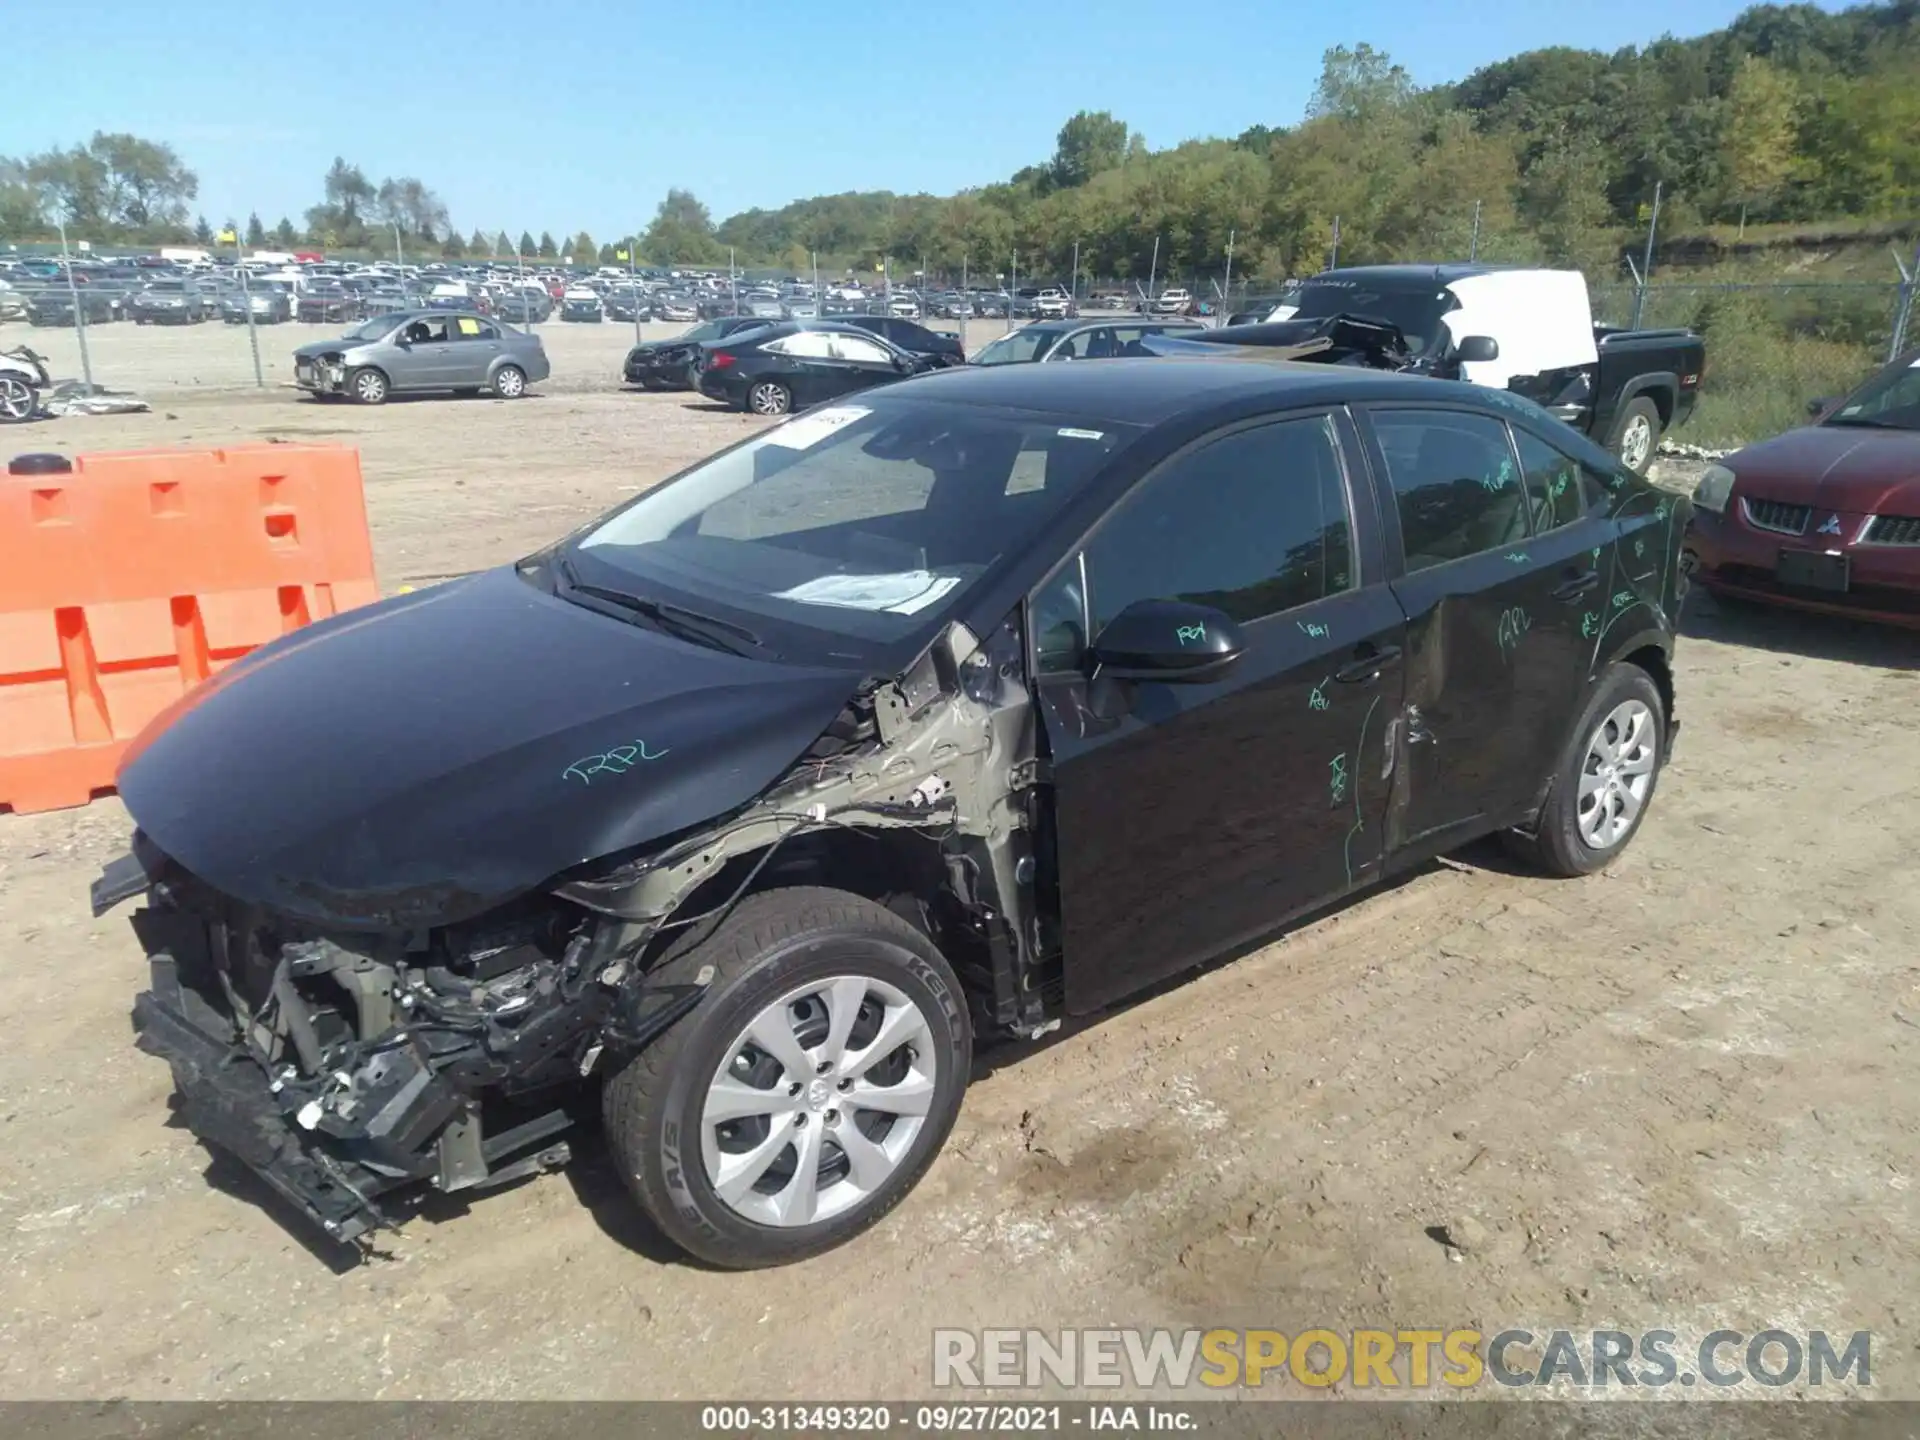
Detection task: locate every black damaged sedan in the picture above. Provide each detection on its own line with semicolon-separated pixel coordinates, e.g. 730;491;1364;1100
97;359;1686;1268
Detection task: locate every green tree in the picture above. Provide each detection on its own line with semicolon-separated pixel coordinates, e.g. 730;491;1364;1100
441;230;466;258
1050;110;1132;189
537;230;557;257
1307;43;1415;123
517;230;536;257
569;231;596;263
0;157;42;237
642;188;724;264
306;157;374;247
1720;56;1802;229
469;227;489;253
1521;134;1618;271
193;214;213;244
272;216;297;247
27;132;198;235
245;211;266;246
372;177;449;240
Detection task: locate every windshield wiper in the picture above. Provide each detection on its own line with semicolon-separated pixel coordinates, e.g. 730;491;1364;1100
556;557;767;656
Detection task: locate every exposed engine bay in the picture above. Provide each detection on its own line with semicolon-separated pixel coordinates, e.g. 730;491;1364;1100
96;611;1046;1250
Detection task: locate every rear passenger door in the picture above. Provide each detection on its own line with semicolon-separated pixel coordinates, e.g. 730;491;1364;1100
1357;405;1607;853
1033;410;1406;1015
447;315;502;384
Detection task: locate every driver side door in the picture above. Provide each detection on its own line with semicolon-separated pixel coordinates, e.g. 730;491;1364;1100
1032;409;1406;1015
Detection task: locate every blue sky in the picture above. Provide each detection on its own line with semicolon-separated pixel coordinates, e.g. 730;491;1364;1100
2;0;1843;242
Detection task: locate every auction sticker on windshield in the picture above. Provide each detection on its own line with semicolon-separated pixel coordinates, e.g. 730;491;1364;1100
764;406;871;449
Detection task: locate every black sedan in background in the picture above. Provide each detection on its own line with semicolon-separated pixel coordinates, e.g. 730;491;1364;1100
834;314;966;366
695;320;936;414
624;316;770;390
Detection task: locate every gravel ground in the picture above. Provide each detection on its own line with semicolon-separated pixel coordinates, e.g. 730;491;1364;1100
1;318;1916;1403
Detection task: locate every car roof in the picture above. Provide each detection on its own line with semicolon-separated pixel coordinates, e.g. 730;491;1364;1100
895;355;1472;424
1305;263;1497;286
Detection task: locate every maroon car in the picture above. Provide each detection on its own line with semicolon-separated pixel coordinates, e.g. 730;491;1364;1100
1684;348;1920;626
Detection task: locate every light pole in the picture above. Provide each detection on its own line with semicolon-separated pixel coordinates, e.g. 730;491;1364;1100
231;225;263;387
55;216;94;390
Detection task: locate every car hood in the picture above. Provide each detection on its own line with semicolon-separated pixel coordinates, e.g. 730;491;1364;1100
292;337;372;360
116;566;863;931
1729;425;1920;513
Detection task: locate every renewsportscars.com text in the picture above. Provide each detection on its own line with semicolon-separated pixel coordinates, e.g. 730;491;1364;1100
933;1328;1871;1391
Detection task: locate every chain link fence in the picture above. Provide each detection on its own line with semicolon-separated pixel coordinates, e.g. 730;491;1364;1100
1593;281;1908;447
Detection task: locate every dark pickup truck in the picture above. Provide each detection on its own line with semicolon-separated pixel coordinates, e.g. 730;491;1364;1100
1177;265;1705;474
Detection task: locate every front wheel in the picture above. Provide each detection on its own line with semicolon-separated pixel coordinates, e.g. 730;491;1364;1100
491;363;527;398
1504;664;1666;877
348;366;388;405
602;886;971;1269
1608;397;1663;475
746;380;792;415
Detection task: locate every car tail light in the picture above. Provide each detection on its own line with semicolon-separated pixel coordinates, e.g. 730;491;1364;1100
709;351;736;369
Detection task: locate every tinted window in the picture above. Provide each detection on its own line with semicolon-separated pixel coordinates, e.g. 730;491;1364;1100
1511;426;1597;532
1080;415;1355;637
1372;410;1528;570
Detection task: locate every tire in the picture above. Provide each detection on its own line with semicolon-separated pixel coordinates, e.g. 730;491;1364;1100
347;367;388;405
491;363;527;399
602;886;972;1269
0;375;36;423
1504;663;1666;877
746;380;792;415
1608;396;1662;475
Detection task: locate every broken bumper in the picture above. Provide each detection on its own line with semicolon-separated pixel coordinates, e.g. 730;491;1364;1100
132;957;399;1244
293;360;348;394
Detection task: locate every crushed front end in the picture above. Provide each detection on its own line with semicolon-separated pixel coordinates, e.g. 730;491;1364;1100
97;842;704;1247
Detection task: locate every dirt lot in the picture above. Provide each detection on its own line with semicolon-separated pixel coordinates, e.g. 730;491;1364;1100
2;320;1917;1401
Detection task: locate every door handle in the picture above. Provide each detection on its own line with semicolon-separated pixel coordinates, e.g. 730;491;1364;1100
1551;570;1601;602
1334;643;1402;684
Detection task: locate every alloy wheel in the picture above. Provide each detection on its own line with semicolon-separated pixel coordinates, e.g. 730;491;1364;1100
353;370;386;404
701;975;939;1228
1577;699;1657;850
0;376;34;421
1620;414;1653;472
494;366;526;398
748;382;790;415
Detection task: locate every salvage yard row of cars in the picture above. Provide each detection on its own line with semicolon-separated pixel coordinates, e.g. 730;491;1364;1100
74;248;1920;1273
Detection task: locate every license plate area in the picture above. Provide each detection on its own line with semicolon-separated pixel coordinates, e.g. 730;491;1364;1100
1776;548;1849;593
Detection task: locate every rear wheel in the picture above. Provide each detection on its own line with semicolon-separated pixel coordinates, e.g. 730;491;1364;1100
0;375;37;422
348;367;388;405
1504;664;1665;877
602;887;971;1269
492;364;527;399
1608;397;1663;475
747;380;792;415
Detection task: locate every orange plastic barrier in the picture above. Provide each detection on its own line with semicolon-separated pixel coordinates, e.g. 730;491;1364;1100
0;445;378;814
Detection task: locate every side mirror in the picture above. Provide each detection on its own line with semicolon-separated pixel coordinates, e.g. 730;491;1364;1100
1087;600;1246;683
1456;334;1500;363
1807;396;1834;418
